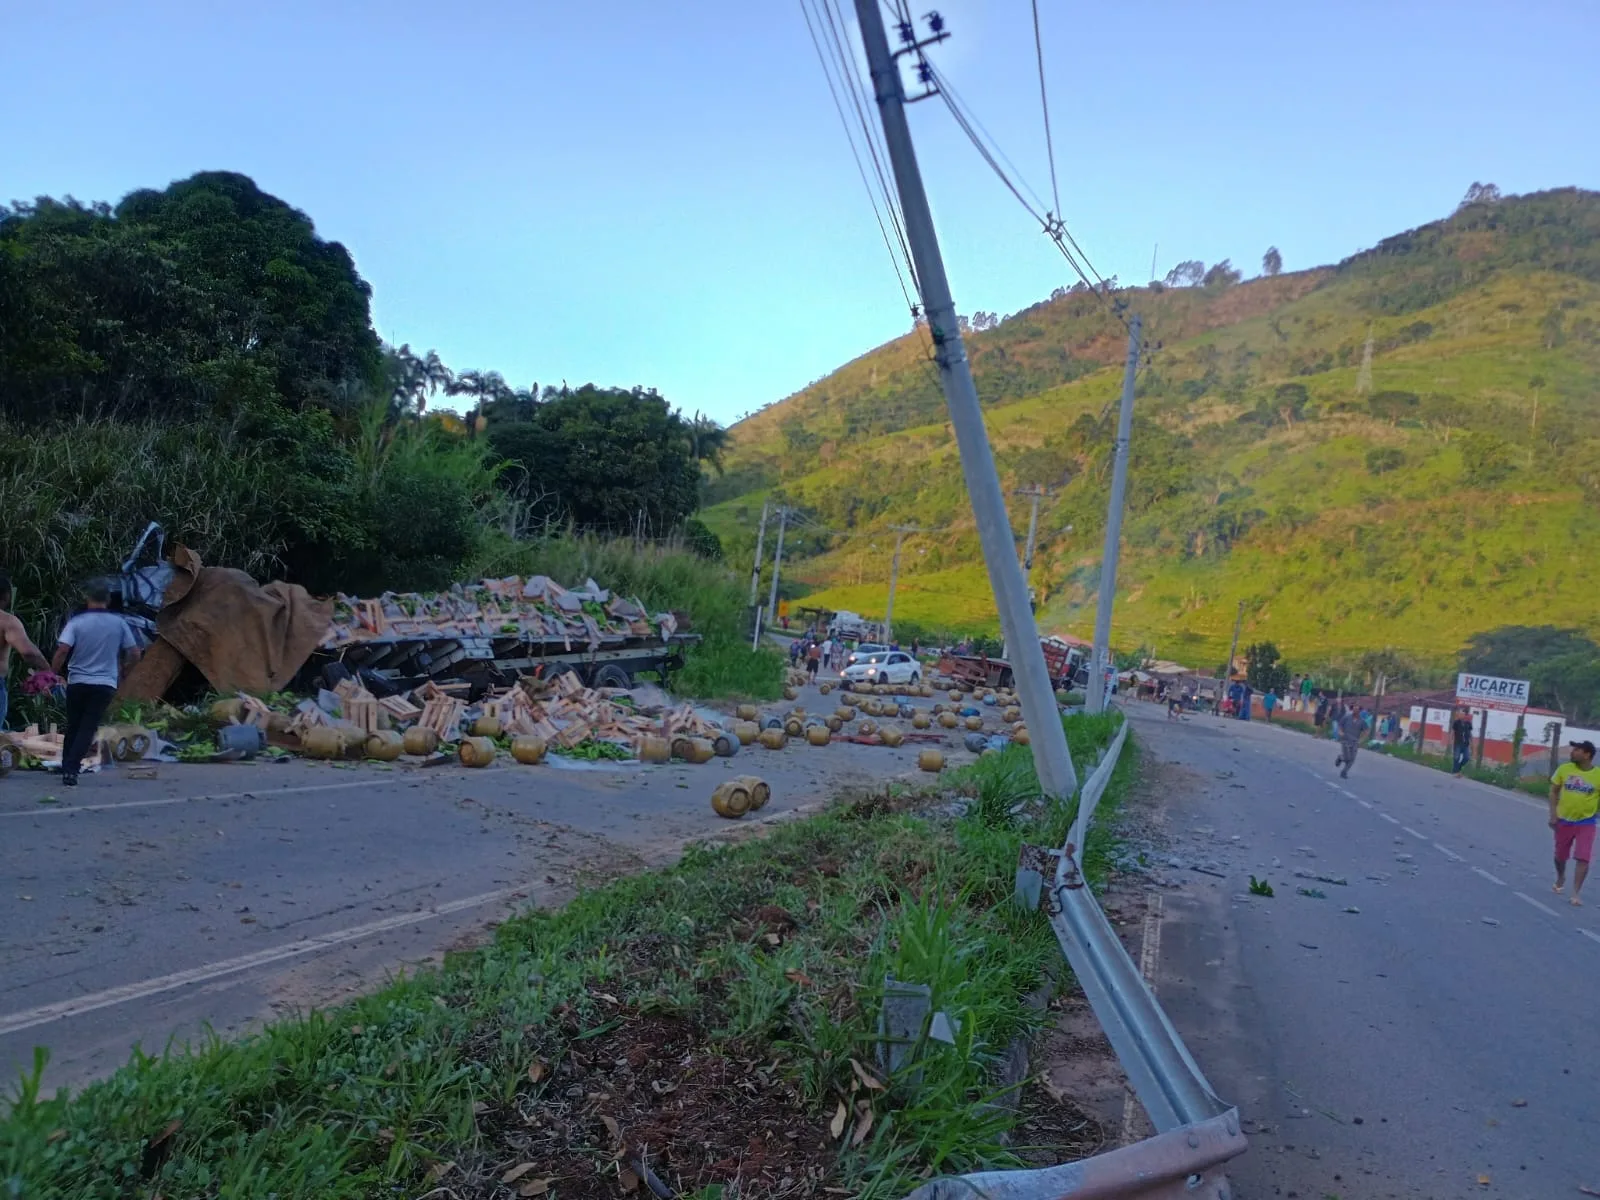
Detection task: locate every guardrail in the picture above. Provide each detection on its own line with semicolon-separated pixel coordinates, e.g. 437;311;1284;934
905;710;1247;1200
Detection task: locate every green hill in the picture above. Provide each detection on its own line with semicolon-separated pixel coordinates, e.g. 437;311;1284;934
705;188;1600;674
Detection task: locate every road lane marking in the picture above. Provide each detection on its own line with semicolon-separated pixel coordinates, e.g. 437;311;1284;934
1378;813;1400;825
1581;929;1600;947
0;779;394;820
1433;843;1462;862
1472;867;1506;886
1402;826;1428;841
0;882;530;1036
1514;891;1560;919
1339;788;1357;799
1357;799;1373;809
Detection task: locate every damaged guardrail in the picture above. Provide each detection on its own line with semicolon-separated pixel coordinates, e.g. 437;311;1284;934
907;712;1247;1199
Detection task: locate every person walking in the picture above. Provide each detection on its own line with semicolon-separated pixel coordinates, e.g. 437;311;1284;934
50;584;141;785
1239;683;1254;721
1262;688;1278;722
1549;739;1599;906
805;639;821;681
1334;704;1363;778
1314;692;1330;731
1450;707;1475;775
0;571;53;729
1299;674;1314;714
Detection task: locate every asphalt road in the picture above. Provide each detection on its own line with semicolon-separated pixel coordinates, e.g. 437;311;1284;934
0;678;954;1094
1124;702;1600;1200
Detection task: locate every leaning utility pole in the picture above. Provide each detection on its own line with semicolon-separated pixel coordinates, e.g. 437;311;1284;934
883;524;925;643
1087;314;1143;714
1016;484;1049;577
764;506;789;633
747;501;770;607
1217;599;1246;714
853;0;1078;797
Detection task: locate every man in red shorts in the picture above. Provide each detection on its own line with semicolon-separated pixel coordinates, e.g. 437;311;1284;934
1549;739;1600;906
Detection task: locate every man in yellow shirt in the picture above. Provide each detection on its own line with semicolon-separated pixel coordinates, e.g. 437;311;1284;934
1549;739;1600;906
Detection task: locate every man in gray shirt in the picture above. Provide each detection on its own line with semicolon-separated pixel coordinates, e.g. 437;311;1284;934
50;583;141;785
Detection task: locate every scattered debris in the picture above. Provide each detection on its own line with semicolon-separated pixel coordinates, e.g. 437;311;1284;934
1297;887;1327;899
1293;870;1349;886
1248;876;1275;898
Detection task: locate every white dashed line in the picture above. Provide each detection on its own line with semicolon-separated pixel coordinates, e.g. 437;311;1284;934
1357;800;1373;809
1378;813;1399;825
1472;867;1506;886
1339;788;1358;799
1581;929;1600;947
1433;843;1463;862
1402;826;1428;841
1514;891;1560;919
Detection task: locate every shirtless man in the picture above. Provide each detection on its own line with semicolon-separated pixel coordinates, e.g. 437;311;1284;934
0;571;53;729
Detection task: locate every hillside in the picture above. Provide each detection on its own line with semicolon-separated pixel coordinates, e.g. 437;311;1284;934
704;188;1600;674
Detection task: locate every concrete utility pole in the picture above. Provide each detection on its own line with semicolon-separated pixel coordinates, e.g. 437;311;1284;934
883;524;925;643
1217;599;1246;714
1087;314;1143;714
765;506;788;634
852;0;1078;797
747;501;769;607
1016;484;1048;576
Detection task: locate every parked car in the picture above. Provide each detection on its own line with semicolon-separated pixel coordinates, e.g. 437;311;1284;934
844;642;888;669
842;650;921;686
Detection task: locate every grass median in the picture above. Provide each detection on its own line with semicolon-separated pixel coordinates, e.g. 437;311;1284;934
2;714;1128;1200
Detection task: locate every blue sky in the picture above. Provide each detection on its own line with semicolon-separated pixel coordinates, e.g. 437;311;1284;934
4;1;1594;426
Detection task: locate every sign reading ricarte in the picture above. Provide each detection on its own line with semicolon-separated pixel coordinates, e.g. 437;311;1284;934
1455;673;1531;713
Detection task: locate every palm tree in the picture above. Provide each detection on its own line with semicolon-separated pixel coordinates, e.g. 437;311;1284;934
686;411;729;475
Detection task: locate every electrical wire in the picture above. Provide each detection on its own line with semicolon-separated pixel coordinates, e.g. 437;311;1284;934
1030;0;1062;224
798;0;917;315
814;0;921;300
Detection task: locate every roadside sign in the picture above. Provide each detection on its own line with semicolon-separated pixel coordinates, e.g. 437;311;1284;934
1455;673;1530;713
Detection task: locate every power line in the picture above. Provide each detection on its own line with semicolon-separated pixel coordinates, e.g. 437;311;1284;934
816;0;920;297
797;0;916;314
1029;0;1062;224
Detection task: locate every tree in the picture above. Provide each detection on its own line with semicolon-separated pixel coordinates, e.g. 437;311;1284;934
1460;431;1514;485
1461;626;1600;723
1528;374;1546;432
1244;641;1291;694
685;411;730;475
1203;260;1242;289
487;386;703;535
1262;246;1283;277
1274;382;1309;426
1539;306;1565;349
1164;260;1205;288
0;173;381;424
1368;389;1420;424
1365;447;1406;476
1458;181;1503;209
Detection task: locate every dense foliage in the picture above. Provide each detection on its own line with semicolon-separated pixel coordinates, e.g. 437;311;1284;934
1461;626;1600;723
0;172;762;694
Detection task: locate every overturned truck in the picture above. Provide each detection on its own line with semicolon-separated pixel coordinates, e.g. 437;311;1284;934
114;528;696;703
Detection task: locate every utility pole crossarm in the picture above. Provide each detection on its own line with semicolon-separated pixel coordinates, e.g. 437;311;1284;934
851;0;1079;798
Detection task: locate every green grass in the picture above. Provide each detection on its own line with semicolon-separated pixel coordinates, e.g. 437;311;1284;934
1372;741;1553;798
2;717;1128;1199
475;532;784;701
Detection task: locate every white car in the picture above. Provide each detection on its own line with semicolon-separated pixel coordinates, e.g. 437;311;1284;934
844;642;888;669
842;651;921;686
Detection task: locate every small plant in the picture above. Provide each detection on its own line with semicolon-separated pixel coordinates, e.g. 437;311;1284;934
1249;876;1275;897
1297;886;1327;899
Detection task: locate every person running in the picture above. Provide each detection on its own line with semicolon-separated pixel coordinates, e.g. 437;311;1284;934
1334;704;1363;778
1549;739;1599;906
0;571;52;729
50;583;141;786
1450;707;1475;775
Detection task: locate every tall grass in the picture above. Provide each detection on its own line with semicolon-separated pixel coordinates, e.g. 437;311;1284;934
0;417;289;643
474;531;784;700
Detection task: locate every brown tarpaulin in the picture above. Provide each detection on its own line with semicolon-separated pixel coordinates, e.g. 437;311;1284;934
119;546;332;700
